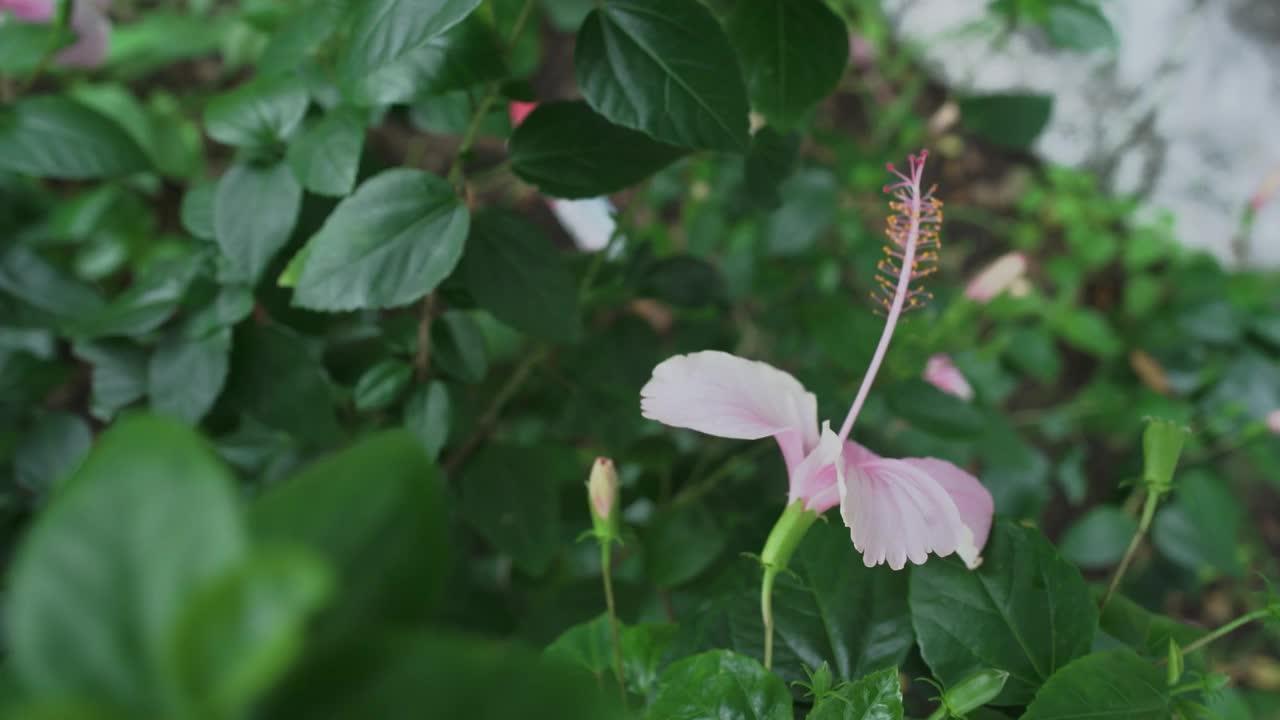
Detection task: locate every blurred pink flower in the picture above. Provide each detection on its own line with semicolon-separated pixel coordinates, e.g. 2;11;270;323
1;0;111;68
0;0;54;21
1250;167;1280;213
1268;410;1280;435
924;353;974;401
965;251;1028;303
641;152;993;570
508;100;537;127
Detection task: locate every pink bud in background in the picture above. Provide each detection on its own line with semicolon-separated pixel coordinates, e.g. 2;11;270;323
1268;410;1280;436
965;252;1028;303
0;0;54;21
508;101;537;127
56;0;111;68
1250;167;1280;213
924;354;974;401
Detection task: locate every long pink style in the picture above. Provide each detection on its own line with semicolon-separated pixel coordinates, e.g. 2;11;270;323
836;151;941;444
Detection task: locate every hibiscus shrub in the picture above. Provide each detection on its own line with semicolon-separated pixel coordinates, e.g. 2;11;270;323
1;1;1278;719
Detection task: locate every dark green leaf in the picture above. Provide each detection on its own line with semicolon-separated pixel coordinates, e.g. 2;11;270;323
459;209;582;341
403;381;450;460
647;650;790;720
459;445;567;576
14;412;93;496
762;167;838;255
353;359;414;412
544;615;677;697
910;519;1097;705
432;310;489;383
509;101;685;199
77;253;204;338
73;342;149;421
887;380;986;438
148;329;231;425
204;76;309;148
291;169;469;311
224;325;341;448
182;285;255;340
575;0;750;151
180;182;216;240
742;127;800;210
215;161;303;282
265;631;625;720
959;94;1053;150
6;415;246;715
0;246;104;321
1152;472;1242;577
286;108;366;197
0;96;149;179
1097;594;1203;660
679;522;913;686
643;503;726;587
1059;507;1136;569
1021;649;1169;720
807;667;903;720
251;432;447;651
172;547;334;719
339;0;483;82
346;17;507;105
725;0;847;128
639;256;726;308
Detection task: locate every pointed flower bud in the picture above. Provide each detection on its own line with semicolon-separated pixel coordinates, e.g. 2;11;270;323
1141;417;1189;498
942;669;1009;716
588;457;621;541
964;252;1028;303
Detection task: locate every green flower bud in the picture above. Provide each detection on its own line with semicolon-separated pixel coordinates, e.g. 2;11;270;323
1167;638;1184;686
587;457;621;541
1141;417;1189;497
942;669;1009;716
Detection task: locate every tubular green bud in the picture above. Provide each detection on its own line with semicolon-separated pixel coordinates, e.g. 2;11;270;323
587;457;621;541
1141;417;1189;497
943;669;1009;716
1167;639;1184;686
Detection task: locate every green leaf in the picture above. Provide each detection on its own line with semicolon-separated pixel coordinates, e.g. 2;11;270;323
183;285;255;340
264;631;625;720
286;107;366;197
725;0;847;128
215;160;303;283
203;76;309;148
250;432;447;651
291;169;469;311
910;519;1097;705
762;167;838;255
353;359;414;412
77;254;203;339
639;256;726;308
1021;649;1169;720
224;325;341;448
959;94;1053;150
171;546;334;719
0;23;72;74
678;522;913;686
1059;507;1137;570
1045;1;1117;51
0;96;149;179
180;181;216;240
14;412;93;496
458;209;582;342
544;615;677;697
459;445;567;576
6;415;246;715
509;101;685;199
643;502;727;587
432;310;489;383
1049;306;1123;358
339;0;483;82
403;381;450;460
575;0;750;151
647;650;790;720
887;379;986;438
1097;594;1203;660
1152;472;1242;577
73;342;148;421
0;246;104;321
148;329;231;425
807;667;903;720
742;127;800;209
346;17;508;105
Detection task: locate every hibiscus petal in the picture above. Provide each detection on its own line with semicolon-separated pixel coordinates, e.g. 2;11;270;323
788;423;843;512
837;456;971;571
56;0;111;69
900;458;993;568
641;351;819;471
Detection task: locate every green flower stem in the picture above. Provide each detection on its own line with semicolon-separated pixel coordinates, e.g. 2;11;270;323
1177;608;1272;658
759;500;820;670
1100;488;1158;610
600;541;626;699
